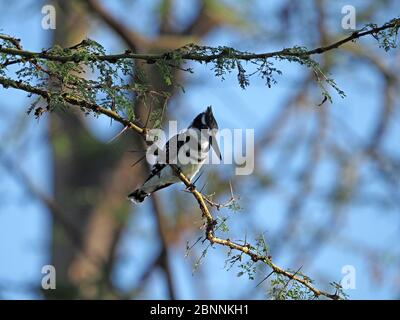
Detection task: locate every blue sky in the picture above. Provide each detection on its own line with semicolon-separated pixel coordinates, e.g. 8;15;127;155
0;0;399;299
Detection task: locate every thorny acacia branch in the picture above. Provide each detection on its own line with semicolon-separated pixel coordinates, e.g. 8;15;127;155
0;74;341;299
0;76;145;134
0;18;398;107
0;18;399;64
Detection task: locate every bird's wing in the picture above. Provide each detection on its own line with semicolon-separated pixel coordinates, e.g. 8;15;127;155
144;132;187;182
144;162;167;182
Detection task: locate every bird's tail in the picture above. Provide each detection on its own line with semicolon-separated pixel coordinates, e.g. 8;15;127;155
127;189;149;203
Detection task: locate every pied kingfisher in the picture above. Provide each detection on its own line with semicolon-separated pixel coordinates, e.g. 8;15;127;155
128;106;221;203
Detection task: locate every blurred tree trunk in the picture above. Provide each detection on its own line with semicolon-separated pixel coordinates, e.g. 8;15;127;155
48;0;142;298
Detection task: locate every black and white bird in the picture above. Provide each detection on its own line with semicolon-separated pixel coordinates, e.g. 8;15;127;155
128;106;221;203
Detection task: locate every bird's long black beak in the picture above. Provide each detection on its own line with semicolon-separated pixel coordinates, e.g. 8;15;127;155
210;131;222;161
